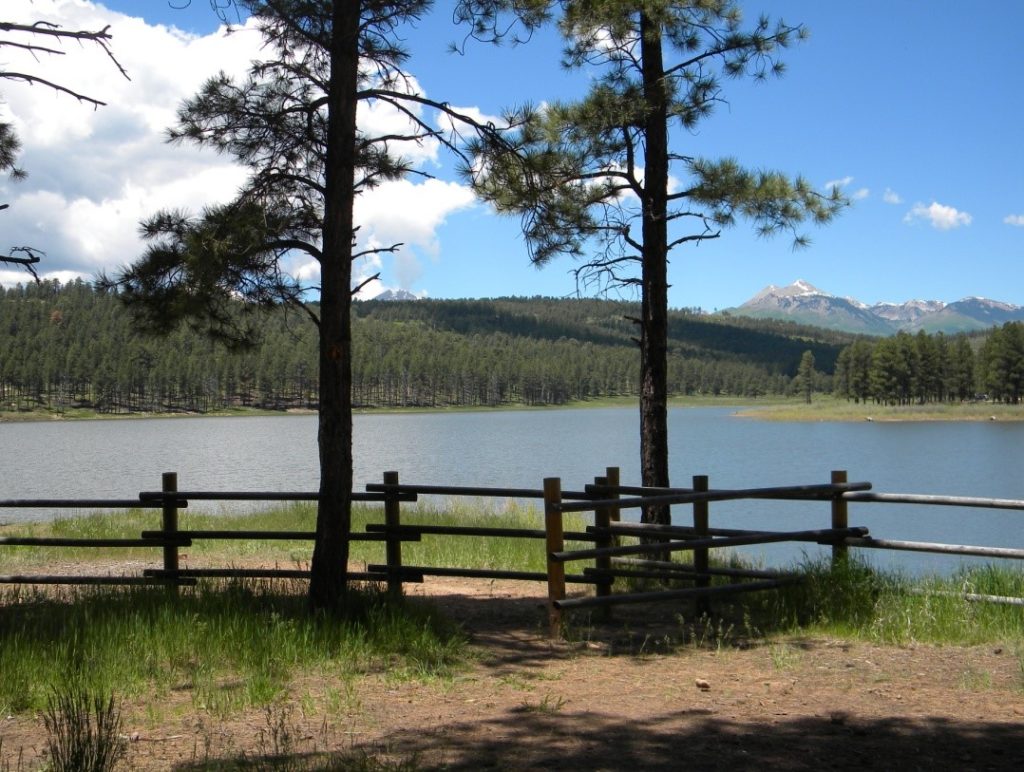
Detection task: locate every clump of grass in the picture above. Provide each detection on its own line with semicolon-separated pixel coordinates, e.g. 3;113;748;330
739;557;1024;647
768;556;901;634
0;581;465;716
43;686;125;772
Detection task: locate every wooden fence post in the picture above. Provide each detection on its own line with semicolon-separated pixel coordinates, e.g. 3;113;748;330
161;472;179;594
606;466;621;546
693;474;710;614
544;477;565;638
593;475;613;619
831;470;849;567
383;470;403;598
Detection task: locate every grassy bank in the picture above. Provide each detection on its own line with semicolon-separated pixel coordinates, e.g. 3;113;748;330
0;394;777;423
737;398;1024;422
6;394;1020;423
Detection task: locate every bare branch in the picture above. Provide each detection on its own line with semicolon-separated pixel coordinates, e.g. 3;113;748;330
0;21;129;82
0;70;109;108
351;273;381;297
353;242;403;260
1;246;43;282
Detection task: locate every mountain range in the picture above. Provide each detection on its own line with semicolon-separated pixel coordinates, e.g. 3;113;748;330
727;280;1024;335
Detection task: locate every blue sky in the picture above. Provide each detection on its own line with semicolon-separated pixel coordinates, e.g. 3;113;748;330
3;1;1022;311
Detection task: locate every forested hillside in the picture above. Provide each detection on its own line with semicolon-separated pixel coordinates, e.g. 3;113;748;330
0;280;852;414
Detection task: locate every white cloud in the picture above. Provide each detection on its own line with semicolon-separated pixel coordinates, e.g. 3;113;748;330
1;0;492;293
1004;214;1024;227
904;201;972;230
0;1;265;284
824;176;854;191
883;188;903;205
824;177;868;199
354;178;476;256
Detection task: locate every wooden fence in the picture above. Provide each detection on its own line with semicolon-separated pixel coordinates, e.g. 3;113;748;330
4;469;1024;636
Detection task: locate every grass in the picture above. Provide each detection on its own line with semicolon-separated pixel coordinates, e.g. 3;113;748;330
1;499;585;573
737;397;1024;422
734;556;1024;647
6;394;1018;425
0;579;464;716
0;499;569;720
0;394;754;423
43;687;126;772
5;505;1024;718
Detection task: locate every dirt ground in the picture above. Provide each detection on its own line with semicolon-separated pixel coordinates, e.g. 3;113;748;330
3;576;1024;770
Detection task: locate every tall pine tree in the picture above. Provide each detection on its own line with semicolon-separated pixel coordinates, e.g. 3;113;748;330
467;1;845;522
105;0;508;610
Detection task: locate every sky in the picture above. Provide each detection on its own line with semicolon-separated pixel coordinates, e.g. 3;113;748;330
2;0;1022;311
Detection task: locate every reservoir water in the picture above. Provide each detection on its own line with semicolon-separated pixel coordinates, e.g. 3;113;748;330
2;406;1023;575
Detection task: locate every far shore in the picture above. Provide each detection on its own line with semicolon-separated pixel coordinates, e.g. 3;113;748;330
2;395;1022;423
734;399;1024;422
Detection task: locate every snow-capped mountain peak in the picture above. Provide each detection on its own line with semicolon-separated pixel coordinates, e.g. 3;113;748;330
731;281;1024;335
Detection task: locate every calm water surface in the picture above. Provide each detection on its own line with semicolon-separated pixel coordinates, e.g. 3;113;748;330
2;407;1022;574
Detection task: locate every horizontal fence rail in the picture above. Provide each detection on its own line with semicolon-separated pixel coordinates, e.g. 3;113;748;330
843;492;1024;510
4;468;1024;635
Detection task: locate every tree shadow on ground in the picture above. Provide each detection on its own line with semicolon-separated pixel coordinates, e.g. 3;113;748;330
383;710;1024;771
174;708;1024;771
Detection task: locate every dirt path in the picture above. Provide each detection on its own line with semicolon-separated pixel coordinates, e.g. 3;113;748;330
3;577;1024;770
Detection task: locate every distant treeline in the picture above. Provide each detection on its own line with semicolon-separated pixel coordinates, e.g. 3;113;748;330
0;280;854;414
834;324;1024;405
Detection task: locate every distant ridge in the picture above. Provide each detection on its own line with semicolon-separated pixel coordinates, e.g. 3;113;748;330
726;280;1024;335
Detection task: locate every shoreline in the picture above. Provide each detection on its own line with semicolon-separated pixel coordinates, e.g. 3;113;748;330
0;395;752;423
734;401;1024;422
3;396;1022;423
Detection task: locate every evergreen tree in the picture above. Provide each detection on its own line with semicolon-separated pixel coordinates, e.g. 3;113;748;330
979;323;1024;404
101;1;512;610
797;349;815;404
466;1;845;523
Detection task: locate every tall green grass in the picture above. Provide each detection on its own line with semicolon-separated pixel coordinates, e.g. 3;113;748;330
5;504;1024;689
743;557;1024;645
1;499;581;573
0;581;464;716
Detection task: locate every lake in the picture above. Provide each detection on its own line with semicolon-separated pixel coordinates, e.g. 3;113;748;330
2;406;1023;575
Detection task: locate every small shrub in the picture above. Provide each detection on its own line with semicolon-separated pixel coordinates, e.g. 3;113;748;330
43;686;126;772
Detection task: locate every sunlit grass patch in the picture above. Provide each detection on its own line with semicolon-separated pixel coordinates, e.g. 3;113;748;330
0;580;465;717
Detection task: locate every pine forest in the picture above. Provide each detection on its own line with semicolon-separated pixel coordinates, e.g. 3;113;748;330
2;280;1020;415
2;280;850;414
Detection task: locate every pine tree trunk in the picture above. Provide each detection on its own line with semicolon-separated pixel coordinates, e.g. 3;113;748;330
638;11;671;525
309;1;360;612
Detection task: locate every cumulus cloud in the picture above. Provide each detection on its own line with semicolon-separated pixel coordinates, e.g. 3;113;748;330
904;201;972;230
851;187;870;201
1;0;485;294
353;178;477;288
1004;214;1024;227
1;0;264;282
883;188;903;205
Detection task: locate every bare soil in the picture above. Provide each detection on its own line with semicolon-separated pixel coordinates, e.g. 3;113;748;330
3;576;1024;770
